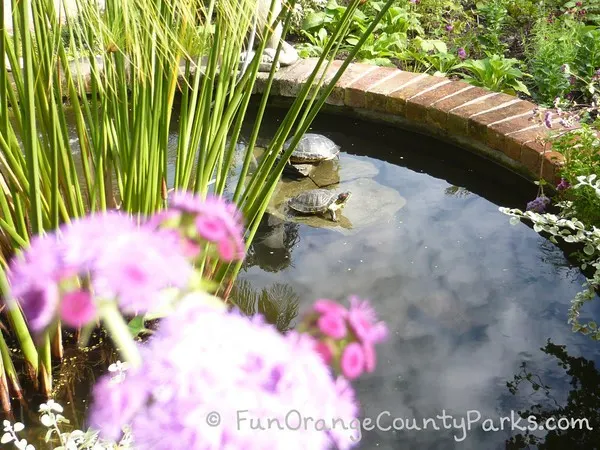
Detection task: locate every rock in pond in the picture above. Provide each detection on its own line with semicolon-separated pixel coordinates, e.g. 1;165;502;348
268;177;406;235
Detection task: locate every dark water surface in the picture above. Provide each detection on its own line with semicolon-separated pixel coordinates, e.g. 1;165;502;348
9;105;600;449
234;106;600;449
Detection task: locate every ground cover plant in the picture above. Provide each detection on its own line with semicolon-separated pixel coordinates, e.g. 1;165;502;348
294;0;600;103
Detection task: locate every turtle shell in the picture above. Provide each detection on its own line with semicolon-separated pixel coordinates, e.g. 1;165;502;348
284;133;340;163
288;189;338;213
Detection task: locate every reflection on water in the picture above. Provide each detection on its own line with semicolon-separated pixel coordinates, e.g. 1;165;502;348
506;341;600;448
7;105;600;449
236;106;600;449
243;213;300;273
231;280;300;333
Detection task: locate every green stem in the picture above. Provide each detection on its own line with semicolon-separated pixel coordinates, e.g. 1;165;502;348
100;302;142;369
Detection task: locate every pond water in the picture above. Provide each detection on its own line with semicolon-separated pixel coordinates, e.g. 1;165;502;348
8;104;600;449
233;106;600;449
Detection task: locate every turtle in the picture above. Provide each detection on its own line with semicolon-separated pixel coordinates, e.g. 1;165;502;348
288;189;351;222
284;133;340;164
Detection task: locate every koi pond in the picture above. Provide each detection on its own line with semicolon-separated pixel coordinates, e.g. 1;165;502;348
9;104;600;449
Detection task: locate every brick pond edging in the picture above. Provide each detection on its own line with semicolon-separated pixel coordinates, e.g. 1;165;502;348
253;58;574;185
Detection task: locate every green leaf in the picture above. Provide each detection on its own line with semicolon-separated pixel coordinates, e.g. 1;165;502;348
510;80;531;96
127;316;146;337
318;27;328;42
584;244;595;255
302;12;327;31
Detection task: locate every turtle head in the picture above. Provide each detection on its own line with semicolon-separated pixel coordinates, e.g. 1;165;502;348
336;191;351;205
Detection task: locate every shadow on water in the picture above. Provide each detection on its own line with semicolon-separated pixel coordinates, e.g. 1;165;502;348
5;102;600;450
505;341;600;449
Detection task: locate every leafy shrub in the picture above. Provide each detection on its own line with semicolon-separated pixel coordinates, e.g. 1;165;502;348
475;0;509;55
552;123;600;227
524;15;581;105
455;54;531;95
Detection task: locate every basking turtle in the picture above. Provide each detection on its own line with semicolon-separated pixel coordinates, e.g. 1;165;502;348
284;133;340;164
288;189;351;222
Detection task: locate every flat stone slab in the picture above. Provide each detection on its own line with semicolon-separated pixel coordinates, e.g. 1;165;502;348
308;156;379;188
268;177;406;235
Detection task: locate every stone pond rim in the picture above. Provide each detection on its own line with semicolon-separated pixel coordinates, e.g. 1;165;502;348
6;54;581;185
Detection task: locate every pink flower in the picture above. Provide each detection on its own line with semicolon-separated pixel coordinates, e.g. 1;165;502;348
314;341;333;364
217;238;241;262
195;216;227;242
347;296;388;344
162;192;246;262
317;314;347;339
341;343;365;380
60;290;97;327
363;343;376;373
457;48;467;60
313;299;348;318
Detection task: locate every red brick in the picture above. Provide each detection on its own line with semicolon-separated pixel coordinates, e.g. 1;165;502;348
364;71;425;112
274;58;322;97
344;66;400;108
328;63;378;106
468;100;536;142
426;87;491;130
542;151;566;183
487;115;538;152
404;81;471;124
304;59;344;100
503;127;545;161
446;93;516;137
385;75;449;116
521;138;551;174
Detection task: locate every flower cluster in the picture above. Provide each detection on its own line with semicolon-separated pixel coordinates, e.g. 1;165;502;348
526;195;551;213
89;299;360;450
299;297;388;380
7;212;193;331
557;178;571;192
151;191;245;262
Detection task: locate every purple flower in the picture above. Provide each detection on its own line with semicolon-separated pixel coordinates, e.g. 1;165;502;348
457;48;467;60
593;69;600;80
7;212;193;331
60;290;97;327
88;300;360;449
543;111;553;128
526;195;551;213
557;178;571;191
446;24;454;32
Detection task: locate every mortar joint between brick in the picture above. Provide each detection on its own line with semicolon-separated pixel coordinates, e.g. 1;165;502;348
344;66;379;88
430;85;474;105
449;93;499;112
469;99;523;118
366;70;405;92
387;73;430;95
407;79;453;100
